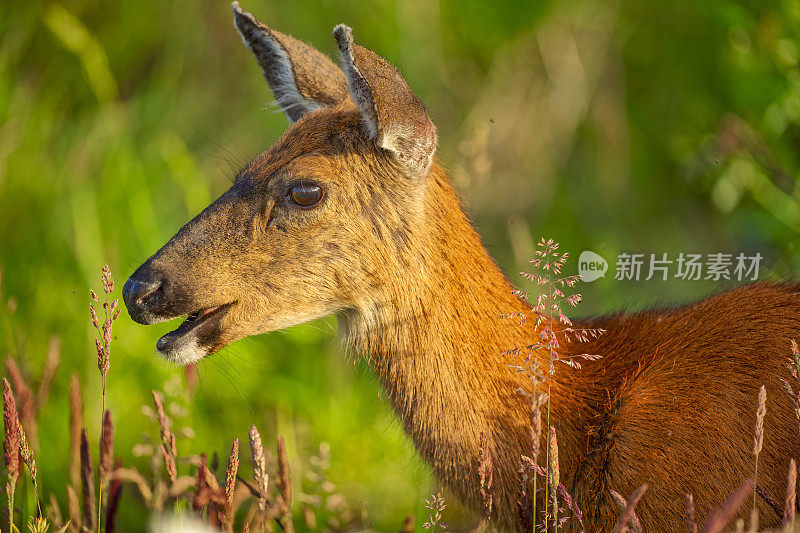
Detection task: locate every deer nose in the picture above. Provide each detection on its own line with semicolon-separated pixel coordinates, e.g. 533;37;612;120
122;273;165;324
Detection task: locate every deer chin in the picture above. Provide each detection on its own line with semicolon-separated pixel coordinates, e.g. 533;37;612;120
155;302;235;365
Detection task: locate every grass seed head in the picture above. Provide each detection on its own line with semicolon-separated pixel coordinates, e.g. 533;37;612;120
2;378;19;482
611;484;647;533
548;426;559;492
18;419;36;487
249;425;268;510
225;438;239;509
101;265;114;294
754;385;767;456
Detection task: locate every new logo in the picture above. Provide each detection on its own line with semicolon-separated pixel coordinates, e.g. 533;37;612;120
578;251;607;282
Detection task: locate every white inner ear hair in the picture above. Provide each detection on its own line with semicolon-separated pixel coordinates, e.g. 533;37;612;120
234;11;320;123
334;25;380;141
265;54;321;123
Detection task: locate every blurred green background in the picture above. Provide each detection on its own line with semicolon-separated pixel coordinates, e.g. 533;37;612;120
1;0;799;530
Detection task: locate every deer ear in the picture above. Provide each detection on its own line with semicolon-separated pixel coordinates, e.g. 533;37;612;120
232;2;349;123
333;25;438;178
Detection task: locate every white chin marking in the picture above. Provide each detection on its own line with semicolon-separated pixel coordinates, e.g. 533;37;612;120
158;335;207;366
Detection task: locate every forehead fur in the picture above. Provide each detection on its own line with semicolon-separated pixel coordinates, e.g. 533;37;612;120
240;103;373;181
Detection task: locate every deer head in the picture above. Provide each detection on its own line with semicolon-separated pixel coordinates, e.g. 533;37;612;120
122;3;438;365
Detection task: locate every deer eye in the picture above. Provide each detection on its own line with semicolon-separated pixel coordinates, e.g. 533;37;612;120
288;183;323;208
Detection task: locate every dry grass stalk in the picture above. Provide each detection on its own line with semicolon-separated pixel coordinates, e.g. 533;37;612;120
193;453;210;507
547;425;560;528
91;266;119;438
194;487;227;522
686;494;698;533
701;479;754;533
152;390;169;433
530;393;543;526
505;239;599;531
753;385;767;512
184;364;199;397
167;476;197;500
478;431;493;520
36;336;61;409
99;409;114;486
748;507;758;532
165;433;178;482
66;484;81;533
193;459;208;510
69;373;82;489
785;340;800;439
194;453;224;528
152;391;177;483
3;378;19;533
91;265;119;533
556;484;584;532
3;378;20;483
80;428;95;531
786;458;797;526
225;438;239;529
301;505;316;530
611;484;647;533
754;385;767;457
225;439;239;507
248;425;268;512
277;436;291;503
519;455;584;532
276;435;294;533
46;494;64;530
531;394;543;461
227;482;253;525
6;357;37;451
112;467;153;504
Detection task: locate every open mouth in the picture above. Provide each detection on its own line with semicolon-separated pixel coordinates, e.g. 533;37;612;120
156;302;234;355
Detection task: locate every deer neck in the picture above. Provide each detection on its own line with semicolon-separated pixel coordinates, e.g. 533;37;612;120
339;167;592;507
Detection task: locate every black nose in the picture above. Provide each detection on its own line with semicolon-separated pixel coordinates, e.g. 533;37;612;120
123;270;165;324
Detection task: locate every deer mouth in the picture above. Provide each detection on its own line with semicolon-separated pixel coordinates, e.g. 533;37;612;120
155;302;235;364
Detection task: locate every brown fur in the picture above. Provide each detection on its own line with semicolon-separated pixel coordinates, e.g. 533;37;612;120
122;6;800;531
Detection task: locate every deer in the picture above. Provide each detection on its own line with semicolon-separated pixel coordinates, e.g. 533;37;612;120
121;3;800;531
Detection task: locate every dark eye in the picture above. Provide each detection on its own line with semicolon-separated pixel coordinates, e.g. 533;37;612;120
288;184;323;208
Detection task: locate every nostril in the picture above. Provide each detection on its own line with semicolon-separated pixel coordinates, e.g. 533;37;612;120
122;276;164;310
139;284;164;306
